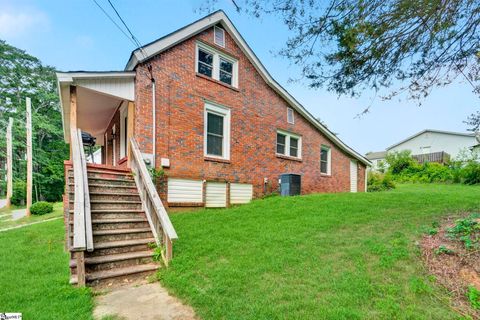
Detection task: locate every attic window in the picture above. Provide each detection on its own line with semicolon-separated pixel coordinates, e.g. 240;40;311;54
214;26;225;47
287;107;294;124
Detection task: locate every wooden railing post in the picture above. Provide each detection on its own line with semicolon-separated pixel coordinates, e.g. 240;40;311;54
76;251;86;286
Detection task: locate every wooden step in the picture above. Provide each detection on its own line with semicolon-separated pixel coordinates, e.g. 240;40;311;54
70;209;144;214
92;218;147;224
88;263;159;281
70;250;153;267
93;228;151;236
70;263;159;285
69;183;137;189
69;200;142;204
93;238;155;250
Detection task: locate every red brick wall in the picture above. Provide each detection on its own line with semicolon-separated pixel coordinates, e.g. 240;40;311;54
134;26;366;197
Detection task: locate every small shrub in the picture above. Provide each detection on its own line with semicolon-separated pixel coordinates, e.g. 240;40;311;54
446;214;480;250
434;245;454;255
386;150;417;175
462;162;480;185
466;286;480;310
10;181;26;206
30;201;53;215
367;172;395;192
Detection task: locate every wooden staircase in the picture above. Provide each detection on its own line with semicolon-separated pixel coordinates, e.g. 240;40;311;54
67;165;160;286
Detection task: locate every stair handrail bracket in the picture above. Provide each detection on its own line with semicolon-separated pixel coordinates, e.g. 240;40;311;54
70;128;94;253
129;137;178;264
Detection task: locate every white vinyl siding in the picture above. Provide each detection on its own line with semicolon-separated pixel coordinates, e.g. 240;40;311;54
350;160;358;193
230;183;253;204
205;182;227;207
167;179;203;203
196;42;238;87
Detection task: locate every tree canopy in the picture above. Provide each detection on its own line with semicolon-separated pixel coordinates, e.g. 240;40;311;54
0;40;68;202
204;0;479;113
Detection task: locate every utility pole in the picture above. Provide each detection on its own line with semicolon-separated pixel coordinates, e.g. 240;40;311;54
6;117;13;208
26;97;32;216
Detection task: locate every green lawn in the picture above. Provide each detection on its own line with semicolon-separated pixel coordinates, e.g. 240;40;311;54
159;184;480;320
0;218;93;319
0;202;64;230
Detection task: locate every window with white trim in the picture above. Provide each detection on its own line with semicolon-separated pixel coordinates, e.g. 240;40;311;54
196;42;238;87
214;26;225;47
204;102;231;160
320;145;331;175
276;130;302;159
287;107;294;124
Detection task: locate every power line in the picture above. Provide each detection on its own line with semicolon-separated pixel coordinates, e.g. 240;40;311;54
91;0;138;48
106;0;148;59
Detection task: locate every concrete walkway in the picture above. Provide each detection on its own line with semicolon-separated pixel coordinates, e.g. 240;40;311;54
11;208;27;220
94;283;197;320
0;199;6;210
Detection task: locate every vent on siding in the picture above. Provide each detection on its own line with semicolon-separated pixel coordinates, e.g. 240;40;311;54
214;26;225;47
287;107;294;124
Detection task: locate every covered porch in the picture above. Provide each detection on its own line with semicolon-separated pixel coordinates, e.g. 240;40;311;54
57;71;136;167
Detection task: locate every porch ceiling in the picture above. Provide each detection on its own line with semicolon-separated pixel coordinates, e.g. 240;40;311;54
57;71;135;145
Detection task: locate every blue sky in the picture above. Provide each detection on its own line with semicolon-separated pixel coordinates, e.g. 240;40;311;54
1;0;478;154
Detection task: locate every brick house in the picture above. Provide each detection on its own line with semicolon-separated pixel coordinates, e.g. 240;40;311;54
57;11;370;285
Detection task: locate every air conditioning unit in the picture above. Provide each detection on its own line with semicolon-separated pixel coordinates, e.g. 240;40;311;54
279;173;301;196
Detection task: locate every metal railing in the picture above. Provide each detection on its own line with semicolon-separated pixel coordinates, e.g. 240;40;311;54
129;137;178;265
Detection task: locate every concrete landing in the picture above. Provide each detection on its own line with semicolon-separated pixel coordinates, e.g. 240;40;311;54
94;282;197;320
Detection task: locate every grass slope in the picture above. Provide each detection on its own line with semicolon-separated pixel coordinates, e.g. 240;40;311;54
160;184;480;320
0;202;64;230
0;219;93;319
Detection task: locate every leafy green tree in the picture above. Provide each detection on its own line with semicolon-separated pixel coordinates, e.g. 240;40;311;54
204;0;479;114
0;40;68;202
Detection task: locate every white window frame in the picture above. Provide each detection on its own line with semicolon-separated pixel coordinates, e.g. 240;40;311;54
320;145;332;175
287;107;294;124
119;103;128;159
214;26;225;47
276;130;302;159
204;101;231;160
196;42;238;88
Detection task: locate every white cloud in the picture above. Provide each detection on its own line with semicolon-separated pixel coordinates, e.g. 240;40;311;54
0;6;49;39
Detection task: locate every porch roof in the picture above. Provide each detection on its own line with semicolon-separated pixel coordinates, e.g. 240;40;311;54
57;71;135;144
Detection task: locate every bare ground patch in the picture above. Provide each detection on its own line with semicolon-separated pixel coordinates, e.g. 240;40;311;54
421;213;480;319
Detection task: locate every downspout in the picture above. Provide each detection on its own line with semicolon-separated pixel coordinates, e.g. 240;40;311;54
148;65;156;167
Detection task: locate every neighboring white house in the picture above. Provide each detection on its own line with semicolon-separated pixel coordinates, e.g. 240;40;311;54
365;151;387;171
366;129;479;170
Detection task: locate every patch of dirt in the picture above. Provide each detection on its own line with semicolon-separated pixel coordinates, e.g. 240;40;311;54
420;214;480;319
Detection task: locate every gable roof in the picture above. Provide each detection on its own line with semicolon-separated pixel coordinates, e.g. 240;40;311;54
125;10;371;166
387;129;475;150
365;151;387;160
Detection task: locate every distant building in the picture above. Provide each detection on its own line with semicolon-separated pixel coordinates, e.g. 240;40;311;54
365;151;387;172
367;129;478;170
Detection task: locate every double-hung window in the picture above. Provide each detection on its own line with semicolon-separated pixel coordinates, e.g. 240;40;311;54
196;42;238;87
320;145;331;175
204;102;231;160
276;130;301;159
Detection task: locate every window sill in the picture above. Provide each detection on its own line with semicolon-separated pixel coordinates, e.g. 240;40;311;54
196;73;239;92
320;173;332;178
204;156;231;164
276;154;302;162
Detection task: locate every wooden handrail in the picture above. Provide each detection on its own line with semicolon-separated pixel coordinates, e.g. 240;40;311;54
71;128;93;252
129;137;178;264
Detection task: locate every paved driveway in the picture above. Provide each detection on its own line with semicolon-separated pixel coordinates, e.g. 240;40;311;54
0;199;6;210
